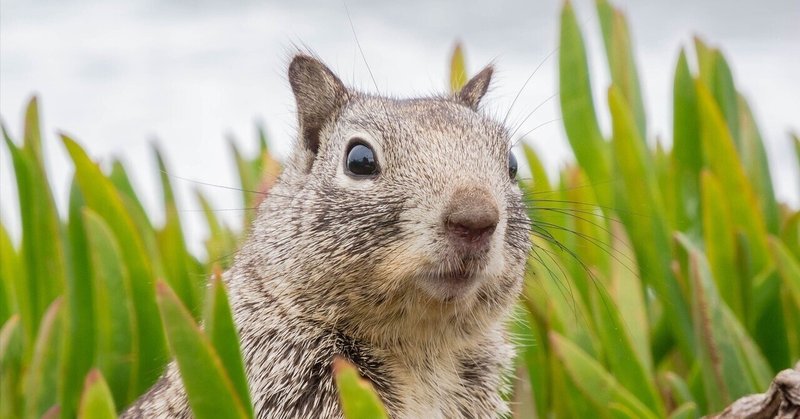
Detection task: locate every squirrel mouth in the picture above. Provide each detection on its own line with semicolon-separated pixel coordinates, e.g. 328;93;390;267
421;264;484;293
430;252;491;280
417;268;483;302
414;254;492;300
432;269;474;283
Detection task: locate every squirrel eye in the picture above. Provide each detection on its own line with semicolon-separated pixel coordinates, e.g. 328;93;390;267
508;151;518;180
345;141;379;177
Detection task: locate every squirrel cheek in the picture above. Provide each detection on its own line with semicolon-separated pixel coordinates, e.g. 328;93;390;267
371;241;430;285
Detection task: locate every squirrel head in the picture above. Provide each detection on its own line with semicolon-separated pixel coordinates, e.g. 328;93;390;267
243;54;531;348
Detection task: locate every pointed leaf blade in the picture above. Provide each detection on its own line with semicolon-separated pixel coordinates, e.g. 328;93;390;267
77;370;118;419
156;281;250;419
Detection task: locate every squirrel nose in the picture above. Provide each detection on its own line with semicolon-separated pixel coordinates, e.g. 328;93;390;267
443;188;499;253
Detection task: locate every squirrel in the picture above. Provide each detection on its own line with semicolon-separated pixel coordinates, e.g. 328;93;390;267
123;53;532;418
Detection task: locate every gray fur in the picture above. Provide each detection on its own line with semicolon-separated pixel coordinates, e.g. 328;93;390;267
456;65;494;110
123;54;531;418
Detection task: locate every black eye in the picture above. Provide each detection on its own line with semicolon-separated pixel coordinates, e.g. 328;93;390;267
345;141;379;177
508;151;518;180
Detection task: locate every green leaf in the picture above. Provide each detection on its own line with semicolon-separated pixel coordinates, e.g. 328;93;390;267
596;0;647;139
589;272;663;414
549;332;658;419
738;95;779;234
108;160;153;233
108;161;163;276
42;406;62;419
782;211;800;261
521;143;551;195
709;51;741;150
525;237;597;354
596;0;614;59
0;225;19;325
228;138;261;228
62;135;167;393
782;285;800;363
693;38;740;148
564;167;609;290
195;191;238;269
3;120;66;349
533;168;595;307
671;49;701;232
748;264;789;371
1;315;24;418
24;298;64;418
21;97;68;302
513;299;549;419
697;79;770;269
695;82;788;368
78;370;118;419
722;309;773;391
609;85;694;358
156;281;250;419
693;37;713;86
22;96;44;166
256;122;269;154
83;209;138;406
155;147;200;316
333;356;388;419
654;140;677;229
203;270;254;419
558;1;612;206
609;403;639;419
662;372;695;408
59;180;96;419
608;223;650;372
771;237;800;321
676;234;760;411
2;138;36;344
700;170;744;318
668;402;698;419
549;350;598;417
449;42;468;93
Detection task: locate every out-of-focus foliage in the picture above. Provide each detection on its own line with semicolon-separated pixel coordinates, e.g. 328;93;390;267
0;1;797;418
1;101;269;418
510;1;798;417
333;357;389;419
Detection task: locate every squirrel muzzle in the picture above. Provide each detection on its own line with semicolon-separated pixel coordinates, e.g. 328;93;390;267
443;187;500;256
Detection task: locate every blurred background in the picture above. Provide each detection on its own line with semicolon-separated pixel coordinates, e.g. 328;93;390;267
2;0;798;256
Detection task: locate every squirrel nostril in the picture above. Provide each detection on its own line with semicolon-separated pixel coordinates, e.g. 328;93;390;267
446;220;497;243
443;187;500;252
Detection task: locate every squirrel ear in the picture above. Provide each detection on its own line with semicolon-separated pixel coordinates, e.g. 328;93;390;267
456;65;493;110
288;54;348;156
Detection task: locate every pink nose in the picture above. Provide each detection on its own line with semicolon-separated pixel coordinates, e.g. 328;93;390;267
443;188;499;254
